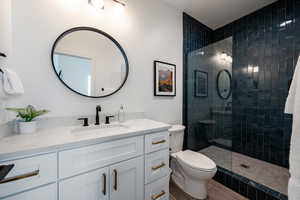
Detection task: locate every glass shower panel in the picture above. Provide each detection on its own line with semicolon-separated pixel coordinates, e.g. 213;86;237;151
186;37;233;171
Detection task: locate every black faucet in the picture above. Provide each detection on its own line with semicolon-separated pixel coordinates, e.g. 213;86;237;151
95;105;101;125
78;118;89;127
105;115;115;124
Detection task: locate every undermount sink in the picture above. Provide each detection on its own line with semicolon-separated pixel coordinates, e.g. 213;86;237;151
71;123;129;134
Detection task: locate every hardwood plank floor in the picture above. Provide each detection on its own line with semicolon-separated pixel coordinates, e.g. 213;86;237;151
170;180;248;200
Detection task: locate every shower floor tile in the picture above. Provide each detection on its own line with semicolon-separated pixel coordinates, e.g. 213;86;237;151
199;146;290;195
170;180;248;200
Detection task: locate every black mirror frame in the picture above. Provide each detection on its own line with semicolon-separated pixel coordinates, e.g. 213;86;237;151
216;69;232;100
51;27;129;98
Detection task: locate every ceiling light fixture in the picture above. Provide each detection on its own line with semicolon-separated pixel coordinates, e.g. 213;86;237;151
89;0;104;10
112;0;126;7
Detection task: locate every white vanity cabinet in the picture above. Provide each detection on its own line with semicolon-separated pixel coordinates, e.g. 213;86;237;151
0;153;57;199
109;157;144;200
58;136;144;179
144;131;170;200
0;124;170;200
59;157;143;200
4;184;57;200
59;167;109;200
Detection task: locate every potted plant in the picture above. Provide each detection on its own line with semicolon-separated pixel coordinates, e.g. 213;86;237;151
6;105;49;134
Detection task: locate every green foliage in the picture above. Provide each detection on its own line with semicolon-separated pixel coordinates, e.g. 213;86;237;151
6;105;49;122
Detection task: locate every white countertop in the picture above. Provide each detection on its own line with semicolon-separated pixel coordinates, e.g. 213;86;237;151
0;119;171;161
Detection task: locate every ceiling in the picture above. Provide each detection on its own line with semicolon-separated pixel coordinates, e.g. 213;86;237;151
162;0;277;30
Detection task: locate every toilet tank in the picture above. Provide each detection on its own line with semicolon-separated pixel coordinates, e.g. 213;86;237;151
169;125;185;153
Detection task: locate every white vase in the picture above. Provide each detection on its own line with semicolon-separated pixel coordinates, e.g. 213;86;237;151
19;121;37;134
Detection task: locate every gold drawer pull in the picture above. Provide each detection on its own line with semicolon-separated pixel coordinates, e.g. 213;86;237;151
102;173;107;195
113;169;118;191
0;170;39;184
151;190;166;200
152;139;166;145
152;163;166;171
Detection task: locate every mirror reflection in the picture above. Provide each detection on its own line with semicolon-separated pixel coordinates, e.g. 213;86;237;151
217;69;231;99
52;28;128;98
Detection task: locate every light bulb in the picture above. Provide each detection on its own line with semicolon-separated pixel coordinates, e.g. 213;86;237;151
254;66;259;73
114;2;124;15
221;53;227;60
89;0;104;10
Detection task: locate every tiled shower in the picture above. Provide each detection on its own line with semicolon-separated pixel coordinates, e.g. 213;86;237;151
183;0;300;199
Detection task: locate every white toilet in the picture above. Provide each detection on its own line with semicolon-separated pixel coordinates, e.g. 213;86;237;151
169;125;217;200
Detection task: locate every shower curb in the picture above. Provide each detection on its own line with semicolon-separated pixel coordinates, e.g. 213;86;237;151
213;166;288;200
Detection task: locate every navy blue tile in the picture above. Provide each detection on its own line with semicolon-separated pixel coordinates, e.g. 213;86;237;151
184;0;295;199
247;184;258;199
239;182;248;197
215;168;288;200
211;0;297;168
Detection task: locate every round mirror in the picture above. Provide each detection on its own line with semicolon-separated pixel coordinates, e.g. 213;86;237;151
216;69;232;99
51;27;129;98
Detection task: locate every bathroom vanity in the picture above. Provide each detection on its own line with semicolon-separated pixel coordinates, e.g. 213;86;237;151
0;119;171;200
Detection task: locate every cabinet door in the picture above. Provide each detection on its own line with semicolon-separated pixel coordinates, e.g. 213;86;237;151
110;157;143;200
3;184;56;200
59;167;109;200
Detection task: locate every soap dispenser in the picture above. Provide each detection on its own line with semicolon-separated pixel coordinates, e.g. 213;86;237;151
118;105;125;123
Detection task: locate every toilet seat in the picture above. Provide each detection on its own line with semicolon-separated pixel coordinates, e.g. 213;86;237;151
175;150;216;172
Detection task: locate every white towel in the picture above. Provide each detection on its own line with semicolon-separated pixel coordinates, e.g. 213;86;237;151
0;79;8;99
289;178;300;200
1;68;24;95
284;55;300;200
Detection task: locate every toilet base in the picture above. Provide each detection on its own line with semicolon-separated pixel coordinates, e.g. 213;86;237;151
171;173;208;200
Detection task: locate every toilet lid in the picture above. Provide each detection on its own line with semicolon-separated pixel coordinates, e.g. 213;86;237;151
176;150;216;171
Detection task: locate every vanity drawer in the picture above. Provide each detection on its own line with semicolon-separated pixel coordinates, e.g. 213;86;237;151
145;149;169;184
59;136;144;179
3;184;57;200
145;174;170;200
145;131;169;154
0;153;57;198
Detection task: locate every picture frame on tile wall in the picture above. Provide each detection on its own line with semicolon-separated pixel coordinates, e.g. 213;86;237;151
154;60;176;96
194;70;208;97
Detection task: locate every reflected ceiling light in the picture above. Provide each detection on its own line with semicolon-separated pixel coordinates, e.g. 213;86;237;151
89;0;104;10
221;52;227;60
248;65;259;73
220;52;232;63
280;20;293;27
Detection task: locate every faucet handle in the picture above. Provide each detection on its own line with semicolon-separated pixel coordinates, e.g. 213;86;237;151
78;118;89;127
105;115;115;124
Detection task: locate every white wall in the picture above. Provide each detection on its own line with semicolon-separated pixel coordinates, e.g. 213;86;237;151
7;0;183;124
0;0;12;124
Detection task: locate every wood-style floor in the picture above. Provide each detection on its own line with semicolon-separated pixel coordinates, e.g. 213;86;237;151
170;180;248;200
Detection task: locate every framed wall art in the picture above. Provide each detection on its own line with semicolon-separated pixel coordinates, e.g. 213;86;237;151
154;61;176;96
